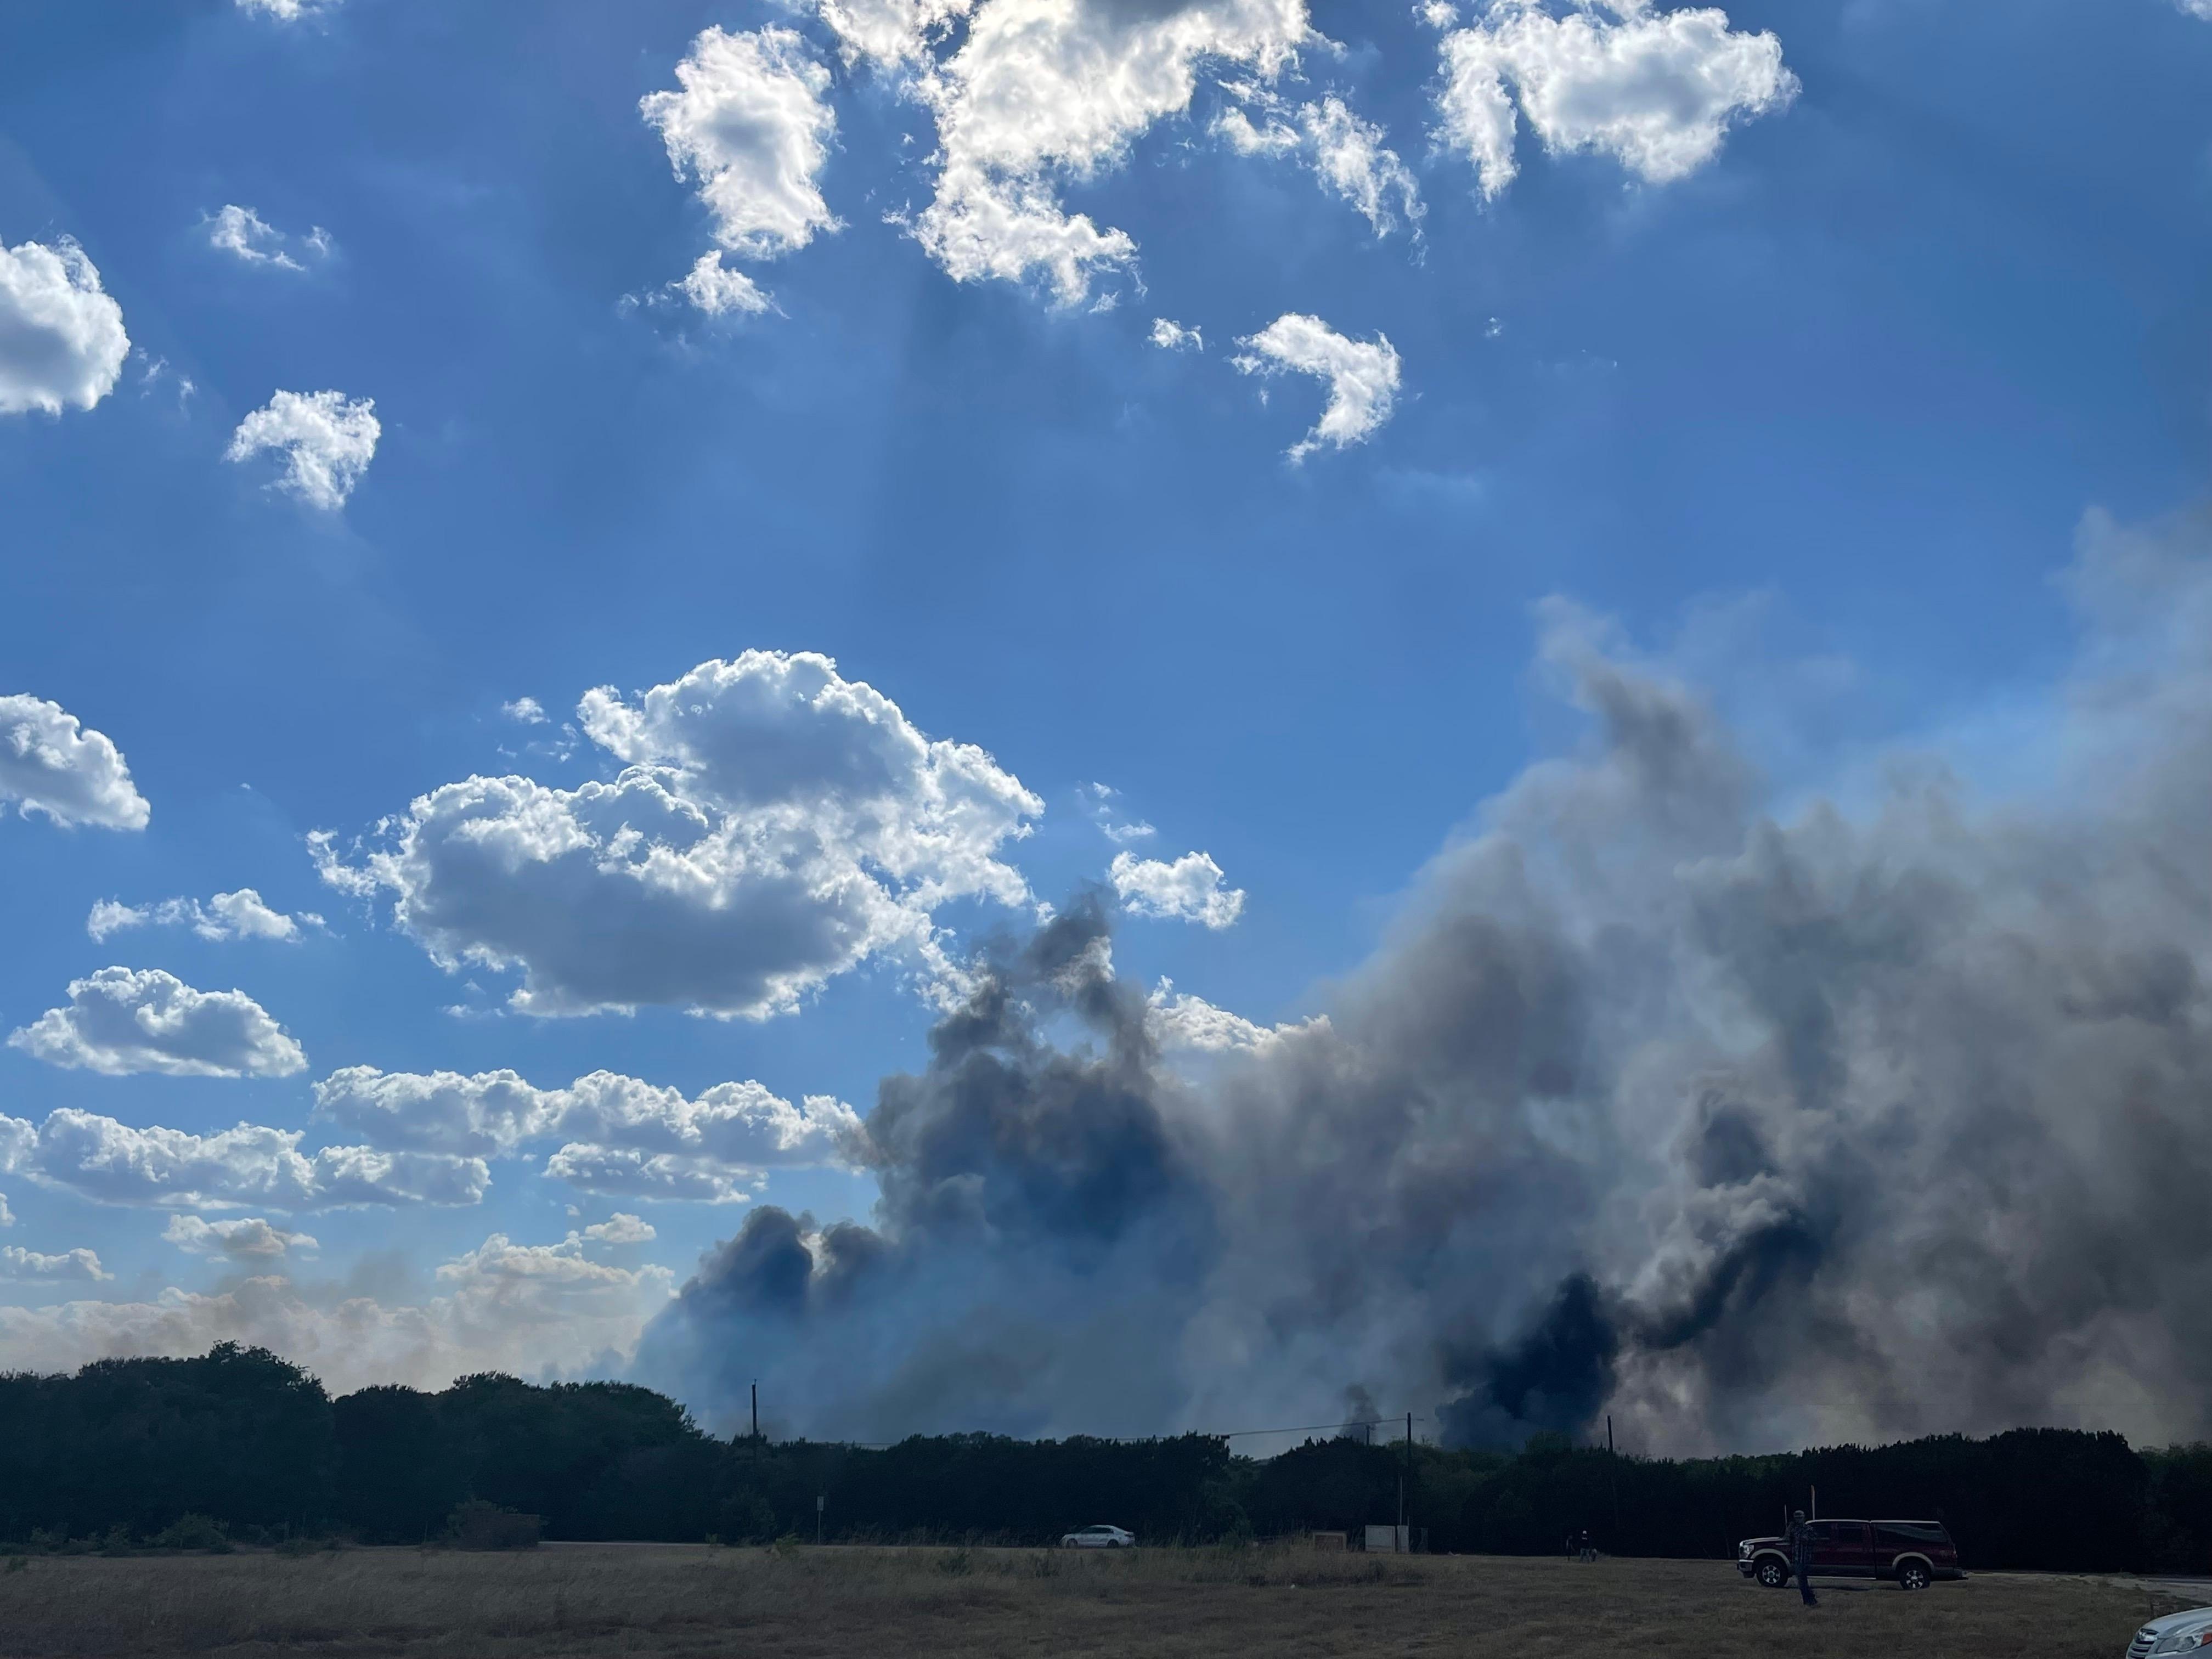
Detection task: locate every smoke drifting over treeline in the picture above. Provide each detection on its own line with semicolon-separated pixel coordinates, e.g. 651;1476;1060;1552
637;509;2212;1457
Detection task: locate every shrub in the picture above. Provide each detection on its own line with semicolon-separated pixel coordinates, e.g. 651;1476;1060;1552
717;1493;778;1545
151;1513;231;1551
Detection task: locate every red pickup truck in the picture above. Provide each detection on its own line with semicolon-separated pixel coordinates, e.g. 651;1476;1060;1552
1737;1519;1963;1590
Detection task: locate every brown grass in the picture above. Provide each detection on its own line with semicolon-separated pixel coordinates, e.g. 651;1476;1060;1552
0;1543;2196;1658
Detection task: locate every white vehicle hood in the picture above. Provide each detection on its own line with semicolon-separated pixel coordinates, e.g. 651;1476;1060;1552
2136;1607;2212;1645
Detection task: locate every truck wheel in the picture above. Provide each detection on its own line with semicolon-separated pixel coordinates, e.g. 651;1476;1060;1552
1899;1562;1931;1591
1757;1559;1788;1589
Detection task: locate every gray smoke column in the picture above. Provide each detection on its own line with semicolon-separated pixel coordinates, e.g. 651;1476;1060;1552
636;507;2212;1455
637;901;1222;1440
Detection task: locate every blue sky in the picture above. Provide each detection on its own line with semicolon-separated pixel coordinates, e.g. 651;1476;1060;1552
3;0;2210;1426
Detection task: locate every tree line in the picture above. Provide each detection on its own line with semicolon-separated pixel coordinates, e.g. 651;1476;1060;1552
2;1344;2205;1572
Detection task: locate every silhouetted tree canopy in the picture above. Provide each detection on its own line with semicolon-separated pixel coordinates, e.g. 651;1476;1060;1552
1;1346;2204;1574
0;1344;332;1539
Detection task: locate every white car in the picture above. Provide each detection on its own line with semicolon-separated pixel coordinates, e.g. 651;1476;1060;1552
1059;1524;1135;1549
2127;1606;2212;1656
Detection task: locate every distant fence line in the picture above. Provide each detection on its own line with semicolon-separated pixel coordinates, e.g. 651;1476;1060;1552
1;1344;2206;1572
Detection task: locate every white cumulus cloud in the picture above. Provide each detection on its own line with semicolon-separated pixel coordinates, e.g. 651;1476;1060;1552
202;889;307;938
642;26;839;313
1435;0;1796;199
678;252;774;317
1146;977;1323;1053
236;0;341;17
539;1144;759;1203
795;1;1417;305
317;650;1042;1019
8;967;306;1078
1;1244;110;1283
311;1068;551;1158
83;900;142;939
1215;93;1422;237
907;0;1311;306
1301;97;1423;236
205;205;329;270
1232;312;1402;460
0;695;150;829
582;1212;656;1244
644;27;840;258
1109;849;1246;928
87;888;318;943
0;1107;486;1211
1149;318;1203;352
0;238;129;416
500;697;548;724
313;1065;864;1203
163;1214;320;1259
225;388;380;510
550;1072;865;1172
813;0;975;71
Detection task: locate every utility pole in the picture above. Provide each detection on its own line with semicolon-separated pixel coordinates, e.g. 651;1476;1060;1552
752;1381;759;1466
1399;1411;1413;1551
1606;1415;1622;1548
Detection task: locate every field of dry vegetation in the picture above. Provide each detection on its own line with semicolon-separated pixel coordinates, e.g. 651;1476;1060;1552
0;1542;2194;1658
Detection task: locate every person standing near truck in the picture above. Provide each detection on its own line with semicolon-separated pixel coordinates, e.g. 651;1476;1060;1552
1787;1510;1819;1607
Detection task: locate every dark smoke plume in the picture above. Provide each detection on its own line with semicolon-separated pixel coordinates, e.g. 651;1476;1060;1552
638;901;1220;1440
638;507;2212;1455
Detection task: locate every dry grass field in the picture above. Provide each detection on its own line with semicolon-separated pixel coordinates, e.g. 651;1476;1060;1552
0;1543;2195;1659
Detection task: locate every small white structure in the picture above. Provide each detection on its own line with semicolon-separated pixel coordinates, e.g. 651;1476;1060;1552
1365;1525;1411;1553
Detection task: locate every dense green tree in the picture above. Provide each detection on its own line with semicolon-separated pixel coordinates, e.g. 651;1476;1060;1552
1244;1437;1403;1537
2145;1444;2212;1574
434;1373;723;1540
0;1344;332;1539
331;1385;467;1543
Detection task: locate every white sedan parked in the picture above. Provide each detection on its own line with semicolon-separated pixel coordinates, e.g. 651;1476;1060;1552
1059;1524;1135;1549
2127;1605;2212;1656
